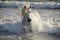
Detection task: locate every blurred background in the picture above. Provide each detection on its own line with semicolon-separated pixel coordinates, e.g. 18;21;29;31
0;0;60;2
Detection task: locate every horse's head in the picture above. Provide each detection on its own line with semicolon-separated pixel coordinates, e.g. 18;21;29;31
22;4;32;23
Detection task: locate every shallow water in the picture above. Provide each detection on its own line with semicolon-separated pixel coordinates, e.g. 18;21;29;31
0;33;60;40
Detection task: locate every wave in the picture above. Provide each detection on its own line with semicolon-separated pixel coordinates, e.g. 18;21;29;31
0;1;60;9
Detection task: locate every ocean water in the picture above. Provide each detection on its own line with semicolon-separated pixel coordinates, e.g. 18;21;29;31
0;1;60;40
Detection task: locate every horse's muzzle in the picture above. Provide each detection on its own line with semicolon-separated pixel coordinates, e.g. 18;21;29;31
27;18;31;22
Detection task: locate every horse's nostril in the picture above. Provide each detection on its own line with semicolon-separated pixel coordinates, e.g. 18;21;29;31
27;18;31;22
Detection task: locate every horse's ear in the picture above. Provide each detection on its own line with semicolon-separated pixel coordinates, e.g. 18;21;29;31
24;6;26;8
30;6;31;8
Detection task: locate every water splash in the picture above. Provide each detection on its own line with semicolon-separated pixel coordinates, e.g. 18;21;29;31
29;11;43;33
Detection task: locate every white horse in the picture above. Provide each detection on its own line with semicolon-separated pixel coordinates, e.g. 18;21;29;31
21;4;43;33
